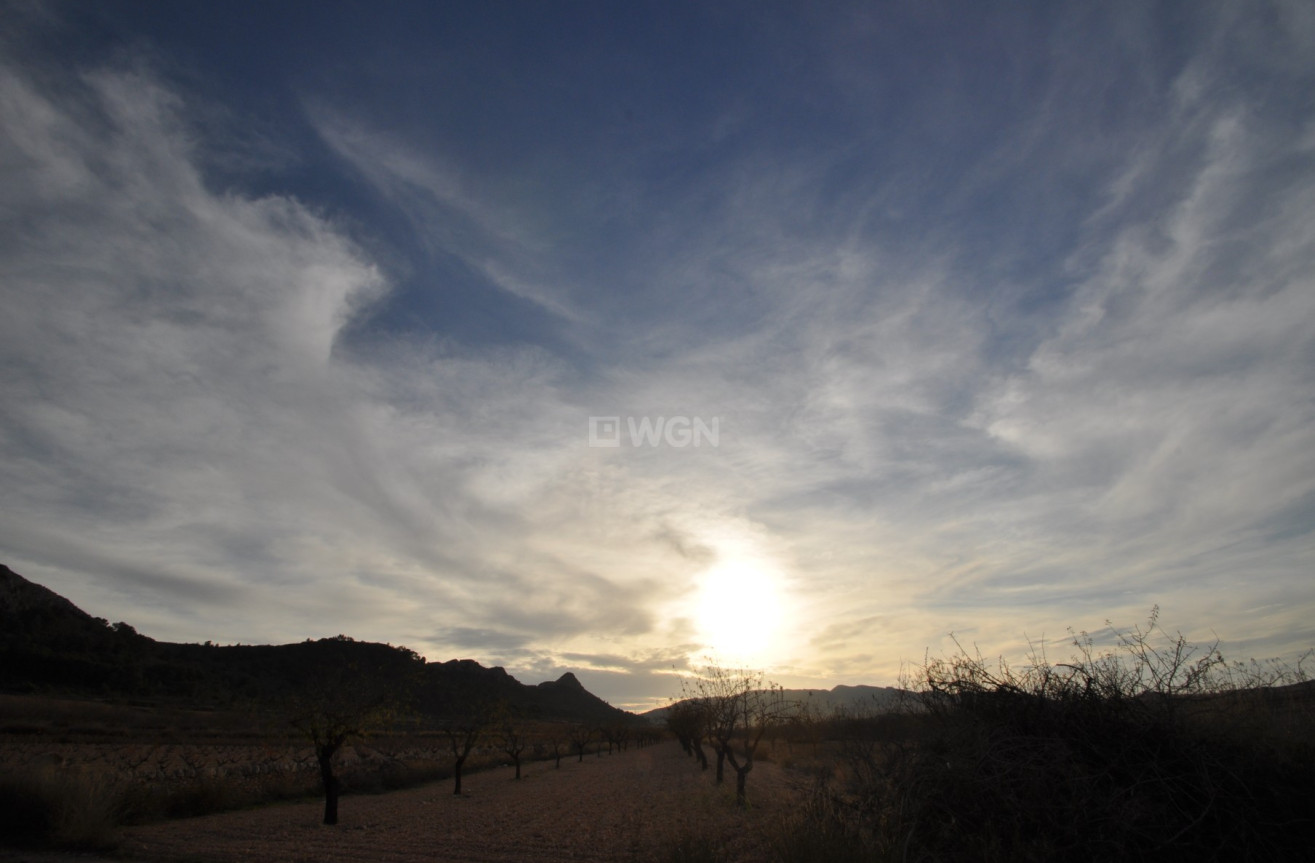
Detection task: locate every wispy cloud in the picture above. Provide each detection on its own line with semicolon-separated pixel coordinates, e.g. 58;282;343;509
2;3;1313;711
309;107;591;328
0;58;669;666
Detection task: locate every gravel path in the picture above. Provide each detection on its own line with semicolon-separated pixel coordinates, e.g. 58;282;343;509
113;742;800;862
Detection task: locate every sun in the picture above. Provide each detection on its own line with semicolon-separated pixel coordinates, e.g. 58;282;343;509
694;558;785;664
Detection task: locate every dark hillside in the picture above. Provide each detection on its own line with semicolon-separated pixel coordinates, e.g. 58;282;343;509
0;563;158;692
0;564;629;725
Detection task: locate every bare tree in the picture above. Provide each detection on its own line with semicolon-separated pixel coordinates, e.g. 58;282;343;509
666;698;709;770
537;724;567;768
285;645;418;824
440;697;496;795
725;682;788;806
681;675;732;782
569;723;593;762
685;664;791;806
495;708;528;780
610;720;632;753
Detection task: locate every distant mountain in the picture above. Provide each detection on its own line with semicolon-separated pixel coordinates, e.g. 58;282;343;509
781;684;912;714
0;564;629;725
641;682;913;724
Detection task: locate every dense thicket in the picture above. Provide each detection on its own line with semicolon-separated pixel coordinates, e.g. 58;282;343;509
781;611;1314;862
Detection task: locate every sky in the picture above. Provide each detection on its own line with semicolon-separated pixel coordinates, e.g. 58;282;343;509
2;1;1314;711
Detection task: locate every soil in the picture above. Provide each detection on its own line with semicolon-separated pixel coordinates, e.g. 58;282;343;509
52;743;801;862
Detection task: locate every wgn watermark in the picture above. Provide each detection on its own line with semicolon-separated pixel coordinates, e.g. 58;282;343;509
589;416;720;448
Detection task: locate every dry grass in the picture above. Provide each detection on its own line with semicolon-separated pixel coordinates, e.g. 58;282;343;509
0;694;680;856
0;765;122;851
0;694;523;851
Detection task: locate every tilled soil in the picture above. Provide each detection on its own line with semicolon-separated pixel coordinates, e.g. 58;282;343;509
112;742;801;862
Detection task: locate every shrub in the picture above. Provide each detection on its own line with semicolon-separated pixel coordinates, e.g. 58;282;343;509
792;610;1314;862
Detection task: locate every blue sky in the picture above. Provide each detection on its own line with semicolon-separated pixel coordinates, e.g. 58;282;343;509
2;0;1313;710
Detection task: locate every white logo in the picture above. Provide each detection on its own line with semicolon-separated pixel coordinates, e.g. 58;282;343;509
588;416;622;447
588;416;720;448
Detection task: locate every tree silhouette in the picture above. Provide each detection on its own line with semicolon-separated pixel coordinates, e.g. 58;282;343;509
285;641;419;824
569;723;593;762
540;726;567;768
494;707;528;780
666;698;710;770
684;664;790;805
603;719;632;754
440;696;496;795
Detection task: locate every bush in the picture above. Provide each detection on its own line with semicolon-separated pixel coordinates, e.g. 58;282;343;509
791;610;1314;862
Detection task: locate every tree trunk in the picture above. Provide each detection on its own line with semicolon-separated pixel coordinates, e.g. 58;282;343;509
726;750;753;807
317;749;339;825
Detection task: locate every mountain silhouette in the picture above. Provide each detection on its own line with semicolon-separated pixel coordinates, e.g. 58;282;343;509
0;563;629;724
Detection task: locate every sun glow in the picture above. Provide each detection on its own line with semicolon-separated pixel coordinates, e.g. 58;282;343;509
694;558;786;664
